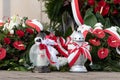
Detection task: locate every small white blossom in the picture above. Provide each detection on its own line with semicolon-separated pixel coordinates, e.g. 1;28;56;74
58;57;68;66
3;15;23;32
10;30;14;34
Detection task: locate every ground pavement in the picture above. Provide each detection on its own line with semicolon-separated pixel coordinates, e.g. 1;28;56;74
0;71;120;80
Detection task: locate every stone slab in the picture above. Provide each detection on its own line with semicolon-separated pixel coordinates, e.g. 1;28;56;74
0;71;119;80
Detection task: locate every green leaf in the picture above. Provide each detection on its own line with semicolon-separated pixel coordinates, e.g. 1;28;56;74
95;13;105;25
18;66;27;71
64;27;72;38
90;64;102;71
84;9;97;27
104;18;111;28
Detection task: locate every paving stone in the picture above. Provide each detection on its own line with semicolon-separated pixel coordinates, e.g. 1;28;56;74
0;71;119;80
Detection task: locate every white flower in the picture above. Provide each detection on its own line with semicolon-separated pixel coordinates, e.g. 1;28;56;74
2;15;23;33
3;22;15;32
11;15;21;26
9;30;14;34
58;57;68;66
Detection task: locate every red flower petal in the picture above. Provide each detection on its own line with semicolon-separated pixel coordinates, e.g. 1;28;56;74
98;0;106;7
102;4;110;16
94;0;110;16
88;0;95;6
107;36;120;47
26;28;34;34
4;37;11;44
112;9;118;15
16;30;24;38
97;48;109;59
93;29;105;38
89;38;101;46
0;48;6;60
13;41;25;50
113;0;120;4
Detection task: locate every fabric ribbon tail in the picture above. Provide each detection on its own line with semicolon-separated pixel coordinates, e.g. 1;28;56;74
84;48;92;62
47;46;60;70
56;38;68;57
71;0;84;26
26;19;43;32
83;48;92;66
68;51;80;67
44;45;56;64
104;27;120;40
81;46;92;66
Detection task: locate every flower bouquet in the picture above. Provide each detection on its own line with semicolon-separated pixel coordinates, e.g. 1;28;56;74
85;23;120;71
0;15;38;71
42;0;120;71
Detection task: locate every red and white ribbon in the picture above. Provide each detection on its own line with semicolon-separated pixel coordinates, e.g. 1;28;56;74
104;26;120;40
68;42;92;67
39;38;59;69
45;33;68;57
56;37;68;57
26;19;43;32
65;36;72;46
71;0;84;26
39;43;56;64
92;23;120;40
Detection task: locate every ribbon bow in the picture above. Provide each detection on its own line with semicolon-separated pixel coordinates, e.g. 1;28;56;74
39;43;55;64
68;42;92;67
45;33;68;57
39;38;59;69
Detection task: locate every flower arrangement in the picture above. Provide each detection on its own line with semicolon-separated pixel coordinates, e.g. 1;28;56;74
87;0;120;16
0;15;38;71
85;23;120;71
0;0;117;72
42;0;120;71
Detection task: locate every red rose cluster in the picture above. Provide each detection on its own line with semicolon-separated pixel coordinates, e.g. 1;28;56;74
87;0;120;16
88;26;120;59
1;28;35;60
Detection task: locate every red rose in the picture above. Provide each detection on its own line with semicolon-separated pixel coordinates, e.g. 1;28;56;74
112;9;118;15
94;0;110;16
93;29;105;38
0;48;6;60
26;28;34;34
101;4;110;16
89;38;101;46
107;36;120;47
113;0;120;4
97;48;109;59
88;0;95;6
13;41;25;50
98;0;106;7
4;37;11;44
16;30;24;38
